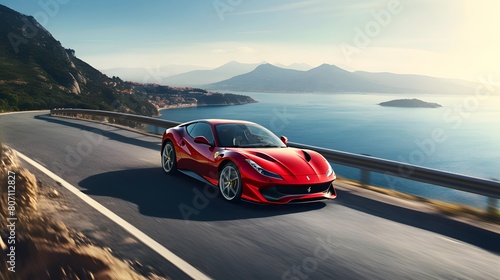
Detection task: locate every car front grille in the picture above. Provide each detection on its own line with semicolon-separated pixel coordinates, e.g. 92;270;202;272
260;182;333;201
275;182;332;195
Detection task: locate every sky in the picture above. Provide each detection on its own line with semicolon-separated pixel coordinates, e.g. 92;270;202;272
2;0;500;81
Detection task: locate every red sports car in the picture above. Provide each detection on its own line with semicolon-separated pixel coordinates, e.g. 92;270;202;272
161;119;337;204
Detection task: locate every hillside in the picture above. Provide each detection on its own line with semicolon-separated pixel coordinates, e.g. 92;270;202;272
0;4;157;116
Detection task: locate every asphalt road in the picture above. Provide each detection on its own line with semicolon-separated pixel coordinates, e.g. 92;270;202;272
1;111;499;279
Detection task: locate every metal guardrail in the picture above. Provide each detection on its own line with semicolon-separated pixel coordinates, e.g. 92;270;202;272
50;109;500;205
50;108;180;128
290;142;500;199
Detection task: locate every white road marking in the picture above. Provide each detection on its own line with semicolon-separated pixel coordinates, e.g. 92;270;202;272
139;158;158;164
15;150;211;280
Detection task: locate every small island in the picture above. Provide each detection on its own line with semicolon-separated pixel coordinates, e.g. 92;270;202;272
378;98;442;108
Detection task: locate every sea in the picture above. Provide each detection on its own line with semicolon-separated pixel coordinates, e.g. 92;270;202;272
156;92;500;209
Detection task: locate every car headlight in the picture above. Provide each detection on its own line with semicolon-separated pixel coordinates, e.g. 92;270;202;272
246;159;283;180
325;159;334;177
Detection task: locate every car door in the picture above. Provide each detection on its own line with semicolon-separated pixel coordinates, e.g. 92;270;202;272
175;123;196;169
181;122;217;178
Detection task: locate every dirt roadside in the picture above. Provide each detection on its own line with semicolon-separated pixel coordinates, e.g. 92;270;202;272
0;144;169;279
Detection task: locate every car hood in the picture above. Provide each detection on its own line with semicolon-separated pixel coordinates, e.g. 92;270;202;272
237;147;328;176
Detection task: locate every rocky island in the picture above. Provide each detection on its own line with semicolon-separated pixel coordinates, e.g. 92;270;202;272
378;98;442;108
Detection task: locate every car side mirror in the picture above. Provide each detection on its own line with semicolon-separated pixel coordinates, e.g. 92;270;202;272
194;136;211;146
280;136;288;146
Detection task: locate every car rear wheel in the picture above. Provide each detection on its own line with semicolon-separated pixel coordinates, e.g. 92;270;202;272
162;141;177;174
219;162;242;202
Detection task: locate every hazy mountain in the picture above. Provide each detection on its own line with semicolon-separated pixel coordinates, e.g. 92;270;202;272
102;64;209;84
206;64;304;92
0;4;157;115
207;63;395;93
301;64;393;92
161;61;264;87
354;72;475;94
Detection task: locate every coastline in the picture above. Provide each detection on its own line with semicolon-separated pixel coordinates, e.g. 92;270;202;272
156;103;198;111
156;100;258;112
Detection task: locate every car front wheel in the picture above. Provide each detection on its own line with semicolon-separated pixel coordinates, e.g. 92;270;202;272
219;162;242;202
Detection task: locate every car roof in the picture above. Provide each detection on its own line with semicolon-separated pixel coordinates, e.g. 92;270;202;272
182;119;257;126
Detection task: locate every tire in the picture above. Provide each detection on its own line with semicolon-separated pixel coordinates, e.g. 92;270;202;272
219;162;242;202
161;141;177;174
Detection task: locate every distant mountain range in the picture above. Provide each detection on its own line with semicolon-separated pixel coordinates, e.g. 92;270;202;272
100;48;481;95
206;63;477;94
205;63;393;93
103;62;314;87
112;61;478;95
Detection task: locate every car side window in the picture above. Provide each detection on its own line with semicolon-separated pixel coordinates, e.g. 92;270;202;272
186;123;197;136
187;122;214;145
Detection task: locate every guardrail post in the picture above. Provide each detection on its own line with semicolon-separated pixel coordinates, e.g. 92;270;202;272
487;197;499;218
359;154;371;187
360;169;370;187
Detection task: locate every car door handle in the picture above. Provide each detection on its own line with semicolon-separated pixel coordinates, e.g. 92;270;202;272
181;140;185;146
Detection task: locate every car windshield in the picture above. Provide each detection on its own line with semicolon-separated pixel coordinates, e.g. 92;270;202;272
215;123;286;148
